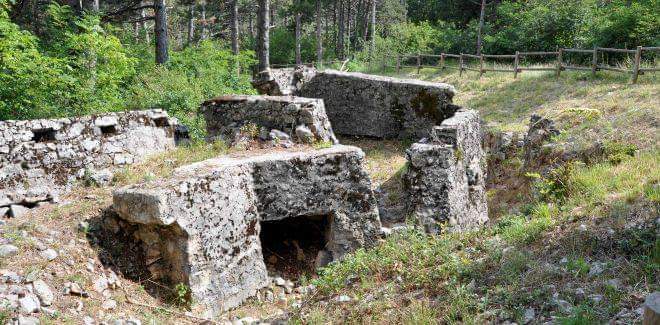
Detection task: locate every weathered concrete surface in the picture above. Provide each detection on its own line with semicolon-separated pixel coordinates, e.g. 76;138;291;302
0;110;183;217
297;70;458;139
403;109;488;233
201;95;338;146
253;66;318;96
112;145;381;316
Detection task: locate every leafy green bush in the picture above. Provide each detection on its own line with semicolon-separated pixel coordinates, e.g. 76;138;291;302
1;2;136;120
0;1;68;120
128;41;255;139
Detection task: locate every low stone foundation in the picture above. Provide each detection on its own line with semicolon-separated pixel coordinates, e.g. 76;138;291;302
297;70;458;139
0;110;184;218
112;145;380;316
403;110;488;233
201;95;338;146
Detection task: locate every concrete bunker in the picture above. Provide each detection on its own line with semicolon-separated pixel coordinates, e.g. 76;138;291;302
112;146;381;316
256;68;488;229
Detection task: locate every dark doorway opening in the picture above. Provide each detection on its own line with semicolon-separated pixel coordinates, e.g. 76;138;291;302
154;117;170;127
259;215;330;280
100;125;118;136
32;128;57;143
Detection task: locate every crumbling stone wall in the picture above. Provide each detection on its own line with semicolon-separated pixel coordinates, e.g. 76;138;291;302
112;145;381;317
0;110;182;218
403;109;488;233
297;70;458;139
201;95;338;146
252;67;318;96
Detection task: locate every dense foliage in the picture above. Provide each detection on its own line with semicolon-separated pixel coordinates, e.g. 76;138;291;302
367;0;660;59
0;0;254;139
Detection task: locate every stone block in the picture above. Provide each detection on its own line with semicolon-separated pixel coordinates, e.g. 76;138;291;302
113;145;381;316
403;109;488;233
201;95;338;145
297;70;458;139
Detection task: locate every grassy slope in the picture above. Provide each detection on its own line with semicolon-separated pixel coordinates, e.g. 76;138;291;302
293;69;659;324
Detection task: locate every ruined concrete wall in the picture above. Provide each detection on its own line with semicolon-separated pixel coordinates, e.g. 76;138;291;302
0;110;182;217
253;67;318;96
403;109;488;233
112;145;381;316
297;70;457;139
201;95;338;146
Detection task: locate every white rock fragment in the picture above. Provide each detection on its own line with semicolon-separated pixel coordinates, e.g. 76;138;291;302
32;280;54;306
0;244;19;257
19;294;40;313
40;248;58;261
102;299;117;310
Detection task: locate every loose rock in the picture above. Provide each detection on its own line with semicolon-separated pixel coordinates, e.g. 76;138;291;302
0;244;19;257
32;280;53;306
19;293;40;313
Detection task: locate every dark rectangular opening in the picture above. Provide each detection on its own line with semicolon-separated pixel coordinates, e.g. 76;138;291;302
32;128;57;143
259;215;330;280
100;125;118;136
154;117;170;127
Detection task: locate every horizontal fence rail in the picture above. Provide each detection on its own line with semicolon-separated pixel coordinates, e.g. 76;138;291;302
383;46;658;84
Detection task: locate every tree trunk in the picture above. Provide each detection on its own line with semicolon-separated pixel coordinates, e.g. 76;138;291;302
476;0;486;55
370;0;376;54
141;7;150;44
187;4;195;45
295;0;302;65
154;0;169;64
346;2;351;53
200;1;208;40
362;0;369;42
231;0;240;55
249;11;254;38
338;0;345;59
83;0;99;12
256;0;270;73
134;20;140;41
315;0;323;65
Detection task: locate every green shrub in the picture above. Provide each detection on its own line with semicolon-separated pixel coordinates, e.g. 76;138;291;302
603;141;637;165
128;41;256;140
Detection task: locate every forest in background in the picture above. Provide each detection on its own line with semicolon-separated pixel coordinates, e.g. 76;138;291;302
1;0;658;129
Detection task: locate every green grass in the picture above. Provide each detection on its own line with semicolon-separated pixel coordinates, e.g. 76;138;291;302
294;149;659;323
379;67;660;152
111;140;230;185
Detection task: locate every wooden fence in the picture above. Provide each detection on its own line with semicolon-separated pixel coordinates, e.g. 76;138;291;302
387;46;659;84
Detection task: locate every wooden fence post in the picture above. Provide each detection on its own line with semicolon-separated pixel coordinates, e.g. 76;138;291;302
591;46;598;77
396;55;401;74
514;51;520;79
440;53;445;70
479;54;484;78
556;49;563;79
417;53;421;74
632;46;642;84
459;54;464;77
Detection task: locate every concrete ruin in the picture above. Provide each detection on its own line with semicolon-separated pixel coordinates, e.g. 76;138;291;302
0;110;184;218
201;95;338;146
112;145;381;316
297;70;458;139
403;110;488;233
252;67;318;96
